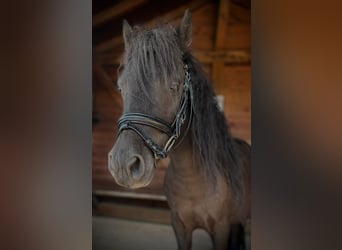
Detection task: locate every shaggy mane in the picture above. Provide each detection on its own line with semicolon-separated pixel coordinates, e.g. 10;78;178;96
183;52;243;201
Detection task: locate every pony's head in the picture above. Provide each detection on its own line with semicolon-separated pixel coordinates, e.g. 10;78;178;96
108;10;192;188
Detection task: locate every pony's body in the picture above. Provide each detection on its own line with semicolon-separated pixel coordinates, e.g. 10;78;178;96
108;10;250;250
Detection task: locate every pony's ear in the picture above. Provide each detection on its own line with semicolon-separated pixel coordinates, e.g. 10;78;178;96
178;9;192;47
122;19;133;46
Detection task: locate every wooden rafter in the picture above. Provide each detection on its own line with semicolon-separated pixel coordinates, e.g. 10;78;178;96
93;0;147;28
215;0;230;48
94;0;208;54
212;0;230;92
194;49;250;64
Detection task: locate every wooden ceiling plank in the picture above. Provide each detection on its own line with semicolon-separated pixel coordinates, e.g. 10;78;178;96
93;0;147;28
94;0;209;54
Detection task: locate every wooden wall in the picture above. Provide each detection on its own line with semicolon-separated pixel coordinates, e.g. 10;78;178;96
92;0;250;197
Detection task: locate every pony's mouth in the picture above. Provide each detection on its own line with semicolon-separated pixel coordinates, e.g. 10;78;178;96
110;161;155;189
117;174;153;189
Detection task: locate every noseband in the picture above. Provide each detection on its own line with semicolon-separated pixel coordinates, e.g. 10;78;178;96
118;63;193;160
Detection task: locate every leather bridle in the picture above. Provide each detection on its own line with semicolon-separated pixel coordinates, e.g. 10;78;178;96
117;63;193;160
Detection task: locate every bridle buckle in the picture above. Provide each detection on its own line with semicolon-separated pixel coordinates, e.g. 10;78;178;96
163;135;177;153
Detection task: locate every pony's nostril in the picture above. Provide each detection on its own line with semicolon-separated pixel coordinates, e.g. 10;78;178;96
127;156;144;180
108;152;115;172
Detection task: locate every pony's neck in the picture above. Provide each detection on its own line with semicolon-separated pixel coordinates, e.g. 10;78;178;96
168;133;200;178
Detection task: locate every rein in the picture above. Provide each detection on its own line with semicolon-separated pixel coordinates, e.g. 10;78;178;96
118;63;193;160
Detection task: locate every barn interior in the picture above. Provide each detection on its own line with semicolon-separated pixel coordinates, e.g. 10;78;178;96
92;0;250;248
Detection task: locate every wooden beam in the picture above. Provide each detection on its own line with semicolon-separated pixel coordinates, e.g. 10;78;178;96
193;49;250;64
93;189;167;201
93;202;171;224
215;0;230;49
94;0;208;54
96;49;250;66
212;0;230;92
93;0;147;28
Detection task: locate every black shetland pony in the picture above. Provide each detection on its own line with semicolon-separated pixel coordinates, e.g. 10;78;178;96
108;10;250;250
